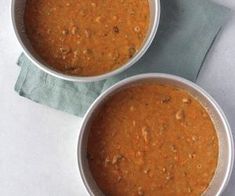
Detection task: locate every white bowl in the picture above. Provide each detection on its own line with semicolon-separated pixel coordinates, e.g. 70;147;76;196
78;73;234;196
11;0;161;82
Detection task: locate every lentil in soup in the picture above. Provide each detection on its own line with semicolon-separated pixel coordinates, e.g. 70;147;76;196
24;0;150;76
87;83;218;196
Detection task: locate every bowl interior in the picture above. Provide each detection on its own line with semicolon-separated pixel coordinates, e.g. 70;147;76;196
78;74;233;196
12;0;160;81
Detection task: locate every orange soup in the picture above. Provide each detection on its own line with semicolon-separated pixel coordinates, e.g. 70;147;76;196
24;0;150;76
87;83;218;196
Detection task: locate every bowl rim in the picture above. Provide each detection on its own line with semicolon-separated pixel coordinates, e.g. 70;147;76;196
10;0;161;82
77;73;234;196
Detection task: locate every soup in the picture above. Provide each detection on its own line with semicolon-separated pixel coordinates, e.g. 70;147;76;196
24;0;150;76
87;83;218;195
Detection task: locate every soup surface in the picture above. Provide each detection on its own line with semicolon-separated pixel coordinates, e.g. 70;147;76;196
87;83;218;196
24;0;150;76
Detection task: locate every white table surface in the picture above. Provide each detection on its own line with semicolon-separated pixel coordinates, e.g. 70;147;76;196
0;0;235;195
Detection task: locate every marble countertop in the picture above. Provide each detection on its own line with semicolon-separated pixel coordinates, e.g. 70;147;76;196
0;0;234;195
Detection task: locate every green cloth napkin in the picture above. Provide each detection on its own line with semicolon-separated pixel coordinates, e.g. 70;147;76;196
15;0;230;117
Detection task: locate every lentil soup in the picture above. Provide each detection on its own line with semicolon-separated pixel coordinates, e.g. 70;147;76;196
87;83;218;196
24;0;150;76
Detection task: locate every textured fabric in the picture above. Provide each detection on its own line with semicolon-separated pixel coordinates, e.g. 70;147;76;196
15;0;230;117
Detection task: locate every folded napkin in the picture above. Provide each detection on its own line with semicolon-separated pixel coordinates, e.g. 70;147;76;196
15;0;230;117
